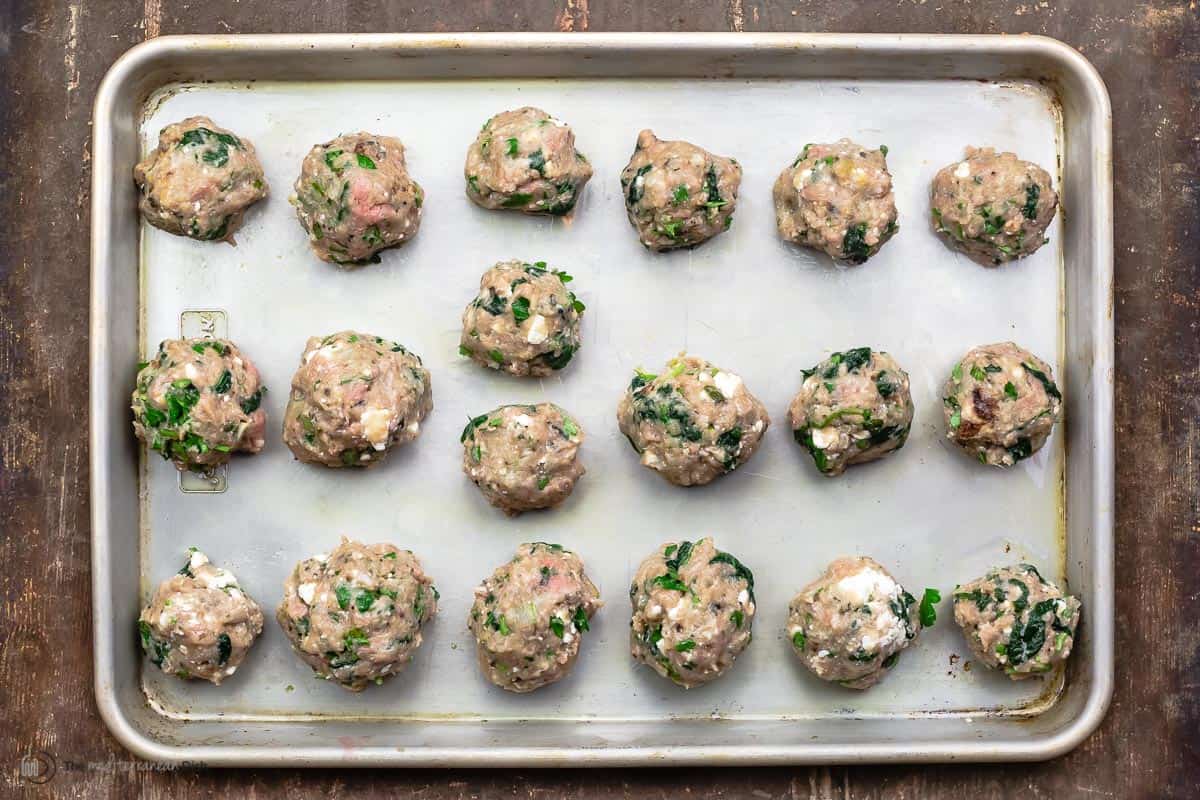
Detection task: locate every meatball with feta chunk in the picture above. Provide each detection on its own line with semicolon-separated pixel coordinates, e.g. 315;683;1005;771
459;260;584;376
788;556;931;690
787;347;913;476
282;331;432;469
464;107;593;216
292;132;424;266
773;139;898;264
276;538;438;691
942;341;1062;467
131;337;267;473
616;354;769;487
619;129;741;251
468;542;602;692
461;403;585;515
953;563;1080;679
930;146;1059;266
630;538;755;688
138;548;264;685
133;115;268;243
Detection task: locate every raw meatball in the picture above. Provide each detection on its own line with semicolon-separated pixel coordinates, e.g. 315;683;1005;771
616;354;769;487
276;538;438;691
461;403;585;515
629;538;755;688
619;129;741;251
282;331;432;469
131;338;267;473
787;347;913;476
459;260;584;376
773;139;898;264
138;548;264;684
292;133;424;266
953;564;1081;679
942;341;1063;467
133;116;268;243
468;542;602;692
930;146;1059;266
464;107;592;215
787;557;929;690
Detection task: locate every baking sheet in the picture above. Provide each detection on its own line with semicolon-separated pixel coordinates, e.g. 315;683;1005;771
140;75;1066;719
91;33;1113;765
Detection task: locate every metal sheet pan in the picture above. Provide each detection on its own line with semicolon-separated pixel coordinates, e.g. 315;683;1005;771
90;32;1113;766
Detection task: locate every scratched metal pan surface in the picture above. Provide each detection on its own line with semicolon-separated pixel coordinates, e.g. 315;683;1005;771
89;33;1113;766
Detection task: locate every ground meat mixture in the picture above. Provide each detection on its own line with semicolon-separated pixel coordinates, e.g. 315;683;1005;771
131;338;267;473
461;403;585;515
953;563;1081;679
138;548;264;684
133;115;268;243
459;260;584;376
788;556;932;690
772;139;898;264
282;331;432;469
629;538;755;688
930;146;1059;266
618;129;741;251
787;348;913;476
276;538;438;691
292;133;424;266
616;354;769;487
468;542;602;692
464;107;593;216
942;341;1063;467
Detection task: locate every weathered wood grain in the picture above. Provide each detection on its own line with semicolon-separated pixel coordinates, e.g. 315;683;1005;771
1;0;1197;797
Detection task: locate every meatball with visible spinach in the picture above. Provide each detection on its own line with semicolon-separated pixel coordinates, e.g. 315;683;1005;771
458;260;584;376
131;338;267;473
788;347;913;476
464;107;592;216
619;129;741;251
282;331;432;469
276;538;438;691
616;354;769;487
953;563;1080;679
930;146;1058;266
788;556;937;690
138;548;264;684
629;538;755;688
461;403;585;515
133;115;268;243
773;139;898;264
942;341;1062;467
468;542;601;692
292;132;424;266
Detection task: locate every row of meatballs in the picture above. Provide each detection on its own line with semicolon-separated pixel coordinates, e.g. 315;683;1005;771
139;538;1081;693
134;108;1059;268
133;326;1064;514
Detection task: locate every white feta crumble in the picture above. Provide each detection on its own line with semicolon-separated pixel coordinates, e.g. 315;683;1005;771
954;161;972;178
712;371;742;398
297;583;317;605
359;406;394;450
810;426;839;449
835;568;897;606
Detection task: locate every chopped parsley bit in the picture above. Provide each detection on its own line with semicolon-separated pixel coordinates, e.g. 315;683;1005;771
970;364;987;382
792;631;807;649
672;185;689;204
549;617;565;638
1004;381;1019;400
458;344;472;357
355;153;376;170
505;137;519;157
489;349;504;364
511;296;531;323
919;588;941;627
674;639;696;653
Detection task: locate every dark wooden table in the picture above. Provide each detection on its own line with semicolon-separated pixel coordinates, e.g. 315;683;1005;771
2;1;1197;796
